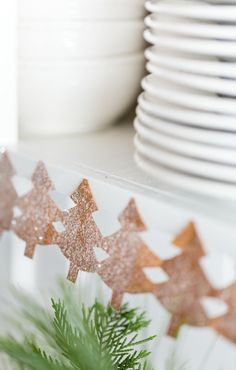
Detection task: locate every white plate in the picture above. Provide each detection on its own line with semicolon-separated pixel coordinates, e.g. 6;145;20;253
142;75;236;115
145;47;236;79
135;152;236;201
134;118;236;165
144;30;236;59
145;15;236;41
147;63;236;97
134;135;236;183
136;106;236;148
145;1;236;22
138;93;236;132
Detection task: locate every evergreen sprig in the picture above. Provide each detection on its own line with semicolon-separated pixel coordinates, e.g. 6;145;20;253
82;302;155;369
0;286;155;370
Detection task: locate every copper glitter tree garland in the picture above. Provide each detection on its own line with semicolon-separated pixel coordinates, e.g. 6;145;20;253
154;223;216;337
211;283;236;344
0;152;17;236
13;161;62;258
97;199;161;310
0;152;236;345
50;179;102;282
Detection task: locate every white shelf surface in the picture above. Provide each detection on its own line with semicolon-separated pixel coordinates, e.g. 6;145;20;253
10;122;236;228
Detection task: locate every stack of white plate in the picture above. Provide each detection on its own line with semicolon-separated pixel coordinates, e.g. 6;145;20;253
134;0;236;200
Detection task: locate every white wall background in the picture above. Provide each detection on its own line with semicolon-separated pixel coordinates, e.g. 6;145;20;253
0;0;18;145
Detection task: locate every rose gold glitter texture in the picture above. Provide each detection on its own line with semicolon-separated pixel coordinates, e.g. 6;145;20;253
53;179;102;283
127;243;162;294
0;152;17;236
13;161;62;258
210;283;236;344
173;222;205;259
2;155;236;347
98;199;162;310
154;222;214;337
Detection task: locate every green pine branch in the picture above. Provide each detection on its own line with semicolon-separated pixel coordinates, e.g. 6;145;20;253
82;302;155;369
0;285;156;370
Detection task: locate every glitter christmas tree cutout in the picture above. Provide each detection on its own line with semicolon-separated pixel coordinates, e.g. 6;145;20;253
127;243;163;295
1;152;235;347
174;222;205;259
52;179;102;283
13;161;62;258
0;151;17;236
154;222;215;337
98;199;161;310
211;283;236;344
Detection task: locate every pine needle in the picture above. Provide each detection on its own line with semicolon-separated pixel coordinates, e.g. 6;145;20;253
0;285;156;370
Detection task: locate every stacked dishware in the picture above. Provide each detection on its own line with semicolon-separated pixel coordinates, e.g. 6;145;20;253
19;0;146;137
134;0;236;200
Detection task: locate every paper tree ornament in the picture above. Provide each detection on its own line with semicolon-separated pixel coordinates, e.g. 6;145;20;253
52;179;102;283
173;222;205;259
211;283;236;344
154;222;214;337
0;152;17;236
98;199;161;310
13;161;62;258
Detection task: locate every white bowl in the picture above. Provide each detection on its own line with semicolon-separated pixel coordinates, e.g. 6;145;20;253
19;20;145;58
19;0;146;20
19;53;145;137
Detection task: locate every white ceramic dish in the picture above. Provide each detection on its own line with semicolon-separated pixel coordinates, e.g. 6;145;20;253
134;118;236;165
205;0;236;2
19;20;145;58
136;106;236;148
134;135;236;183
135;152;236;201
145;47;236;79
144;30;236;59
20;0;146;20
145;15;236;40
145;1;236;22
142;75;236;115
19;53;144;137
139;93;236;132
147;63;236;97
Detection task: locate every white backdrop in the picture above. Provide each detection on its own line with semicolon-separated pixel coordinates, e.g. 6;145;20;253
0;0;18;145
